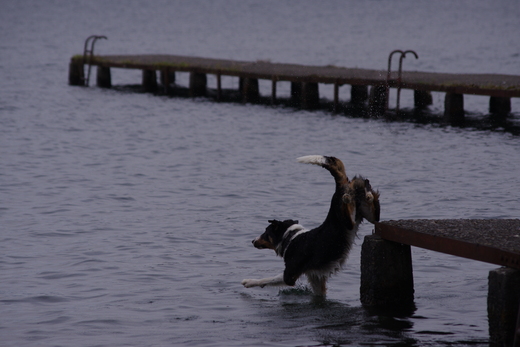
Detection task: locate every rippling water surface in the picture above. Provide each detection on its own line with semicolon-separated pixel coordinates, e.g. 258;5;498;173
1;1;520;346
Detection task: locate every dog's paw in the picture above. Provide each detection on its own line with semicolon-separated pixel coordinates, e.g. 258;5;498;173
241;279;255;288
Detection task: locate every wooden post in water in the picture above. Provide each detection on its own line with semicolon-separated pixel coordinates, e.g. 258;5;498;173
488;267;520;347
301;82;319;110
96;66;111;88
351;85;368;106
360;234;415;309
142;70;157;93
444;92;464;125
189;72;207;97
68;60;85;86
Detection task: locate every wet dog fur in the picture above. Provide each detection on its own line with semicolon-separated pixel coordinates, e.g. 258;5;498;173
241;155;380;296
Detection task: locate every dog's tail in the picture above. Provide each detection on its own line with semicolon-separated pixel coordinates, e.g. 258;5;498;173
297;155;348;184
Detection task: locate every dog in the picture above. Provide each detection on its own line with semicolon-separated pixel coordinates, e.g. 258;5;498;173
241;155;380;296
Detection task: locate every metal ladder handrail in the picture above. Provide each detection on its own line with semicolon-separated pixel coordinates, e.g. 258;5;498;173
387;49;419;112
82;35;107;86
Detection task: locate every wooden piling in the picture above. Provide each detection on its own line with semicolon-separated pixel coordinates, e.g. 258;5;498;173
142;70;157;93
488;267;520;347
189;72;207;97
360;234;415;309
96;66;111;88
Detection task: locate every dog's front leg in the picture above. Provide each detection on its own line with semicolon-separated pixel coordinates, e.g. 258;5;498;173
241;273;285;288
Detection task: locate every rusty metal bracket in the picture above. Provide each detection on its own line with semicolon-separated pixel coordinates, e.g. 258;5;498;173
83;35;107;86
387;50;418;112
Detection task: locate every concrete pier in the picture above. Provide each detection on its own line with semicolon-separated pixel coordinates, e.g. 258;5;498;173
69;54;520;120
373;219;520;344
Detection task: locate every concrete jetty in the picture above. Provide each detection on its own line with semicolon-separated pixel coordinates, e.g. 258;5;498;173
68;54;520;124
361;219;520;346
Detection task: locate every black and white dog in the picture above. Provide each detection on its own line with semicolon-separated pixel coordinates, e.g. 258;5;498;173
241;155;380;296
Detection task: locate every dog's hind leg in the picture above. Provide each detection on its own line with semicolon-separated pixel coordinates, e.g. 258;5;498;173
241;273;285;288
306;273;327;296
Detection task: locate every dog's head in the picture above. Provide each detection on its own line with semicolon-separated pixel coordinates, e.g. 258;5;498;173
252;219;299;251
349;177;380;224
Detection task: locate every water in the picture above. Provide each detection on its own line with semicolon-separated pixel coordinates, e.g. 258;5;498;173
1;1;520;346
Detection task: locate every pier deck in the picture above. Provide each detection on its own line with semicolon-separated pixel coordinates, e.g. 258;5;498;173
77;54;520;98
375;219;520;269
362;219;520;345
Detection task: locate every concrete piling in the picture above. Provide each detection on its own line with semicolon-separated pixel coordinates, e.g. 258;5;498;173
189;72;207;97
96;66;111;88
488;267;520;347
351;85;368;105
160;70;175;93
414;90;433;108
291;82;302;107
68;60;85;86
142;70;157;93
489;96;511;117
239;78;259;103
360;234;414;309
444;92;464;125
301;82;319;110
368;84;388;116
